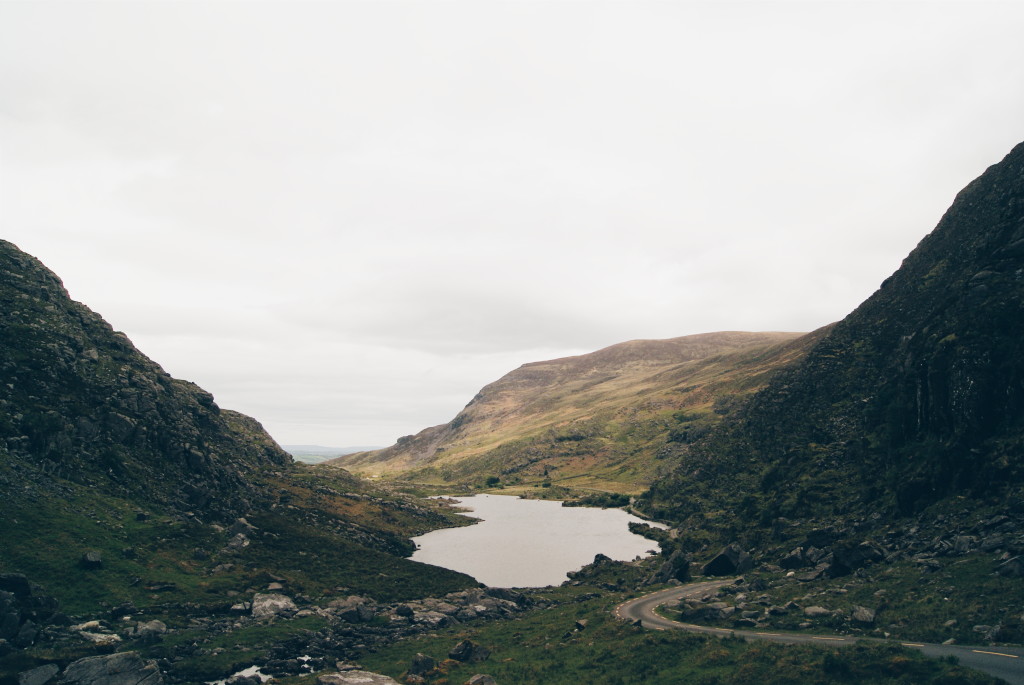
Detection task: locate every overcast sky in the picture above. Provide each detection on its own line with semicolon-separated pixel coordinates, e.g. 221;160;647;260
3;1;1024;448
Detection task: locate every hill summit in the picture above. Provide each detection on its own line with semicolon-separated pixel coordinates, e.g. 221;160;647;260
334;330;807;491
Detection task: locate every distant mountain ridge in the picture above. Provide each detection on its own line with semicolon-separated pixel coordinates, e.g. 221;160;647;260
332;331;807;490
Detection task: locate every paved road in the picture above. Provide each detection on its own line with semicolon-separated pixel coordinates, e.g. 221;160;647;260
615;581;1024;684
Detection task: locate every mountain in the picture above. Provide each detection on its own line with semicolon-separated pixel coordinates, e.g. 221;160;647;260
332;331;807;492
0;240;477;677
642;140;1024;536
0;240;295;518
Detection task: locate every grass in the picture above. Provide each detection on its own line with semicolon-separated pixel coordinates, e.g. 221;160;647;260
662;554;1024;646
353;562;999;685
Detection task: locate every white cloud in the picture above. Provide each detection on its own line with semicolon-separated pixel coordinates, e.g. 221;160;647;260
3;0;1024;446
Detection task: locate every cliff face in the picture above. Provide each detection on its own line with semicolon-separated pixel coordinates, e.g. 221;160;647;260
0;240;291;519
644;141;1024;525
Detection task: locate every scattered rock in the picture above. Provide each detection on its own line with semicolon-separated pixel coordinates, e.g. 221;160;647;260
449;639;490;663
251;593;298;618
408;653;436;676
59;651;163;684
79;552;103;570
317;672;399;685
465;676;497;685
803;606;832;618
18;663;59;685
851;606;876;625
701;543;753;576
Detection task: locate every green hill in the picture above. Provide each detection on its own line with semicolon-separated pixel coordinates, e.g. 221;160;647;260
332;331;807;493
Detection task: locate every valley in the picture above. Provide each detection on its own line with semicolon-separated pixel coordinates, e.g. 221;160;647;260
3;139;1024;684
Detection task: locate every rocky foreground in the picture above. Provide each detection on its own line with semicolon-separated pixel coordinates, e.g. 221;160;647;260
1;567;539;684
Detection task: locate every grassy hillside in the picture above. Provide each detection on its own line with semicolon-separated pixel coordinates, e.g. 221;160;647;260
333;331;808;493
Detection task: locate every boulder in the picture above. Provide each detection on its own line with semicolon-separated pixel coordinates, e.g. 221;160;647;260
408;653;436;676
779;547;807;570
449;639;490;663
134;620;167;641
251;593;298;618
0;574;32;598
18;663;59;685
317;672;399;685
828;540;883;576
803;606;832;618
701;544;752;576
649;550;691;584
79;552;103;570
59;651;163;684
466;676;497;685
851;606;876;625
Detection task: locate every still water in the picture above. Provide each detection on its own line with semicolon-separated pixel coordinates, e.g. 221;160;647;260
410;494;662;587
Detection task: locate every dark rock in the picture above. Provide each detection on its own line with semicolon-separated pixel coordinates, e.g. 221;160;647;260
79;551;103;570
14;620;38;648
779;547;808;569
649;549;691;584
0;574;31;598
59;651;163;684
829;540;883;576
701;543;752;576
395;604;414;617
408;653;436;676
18;663;59;685
449;639;490;663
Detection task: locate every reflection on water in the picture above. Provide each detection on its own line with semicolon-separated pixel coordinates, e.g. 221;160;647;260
410;494;662;587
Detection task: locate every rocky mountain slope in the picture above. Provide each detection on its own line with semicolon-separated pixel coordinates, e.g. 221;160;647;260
643;140;1024;544
0;240;480;682
0;240;292;518
333;331;806;492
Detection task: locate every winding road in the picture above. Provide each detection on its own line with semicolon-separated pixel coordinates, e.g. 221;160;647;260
615;580;1024;684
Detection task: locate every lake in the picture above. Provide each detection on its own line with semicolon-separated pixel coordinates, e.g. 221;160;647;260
410;494;663;587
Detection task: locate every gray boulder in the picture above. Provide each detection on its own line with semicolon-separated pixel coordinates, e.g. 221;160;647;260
251;593;297;618
317;672;399;685
851;606;876;625
408;653;436;677
449;639;490;663
803;606;832;618
59;651;163;684
701;543;753;576
18;664;59;685
466;676;497;685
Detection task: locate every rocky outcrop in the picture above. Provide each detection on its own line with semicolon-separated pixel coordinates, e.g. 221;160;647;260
0;240;291;521
700;544;752;576
0;574;62;651
251;593;298;619
58;652;163;685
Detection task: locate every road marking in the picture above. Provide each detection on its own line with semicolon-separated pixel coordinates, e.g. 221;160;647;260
812;636;847;641
901;643;925;647
972;650;1020;659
